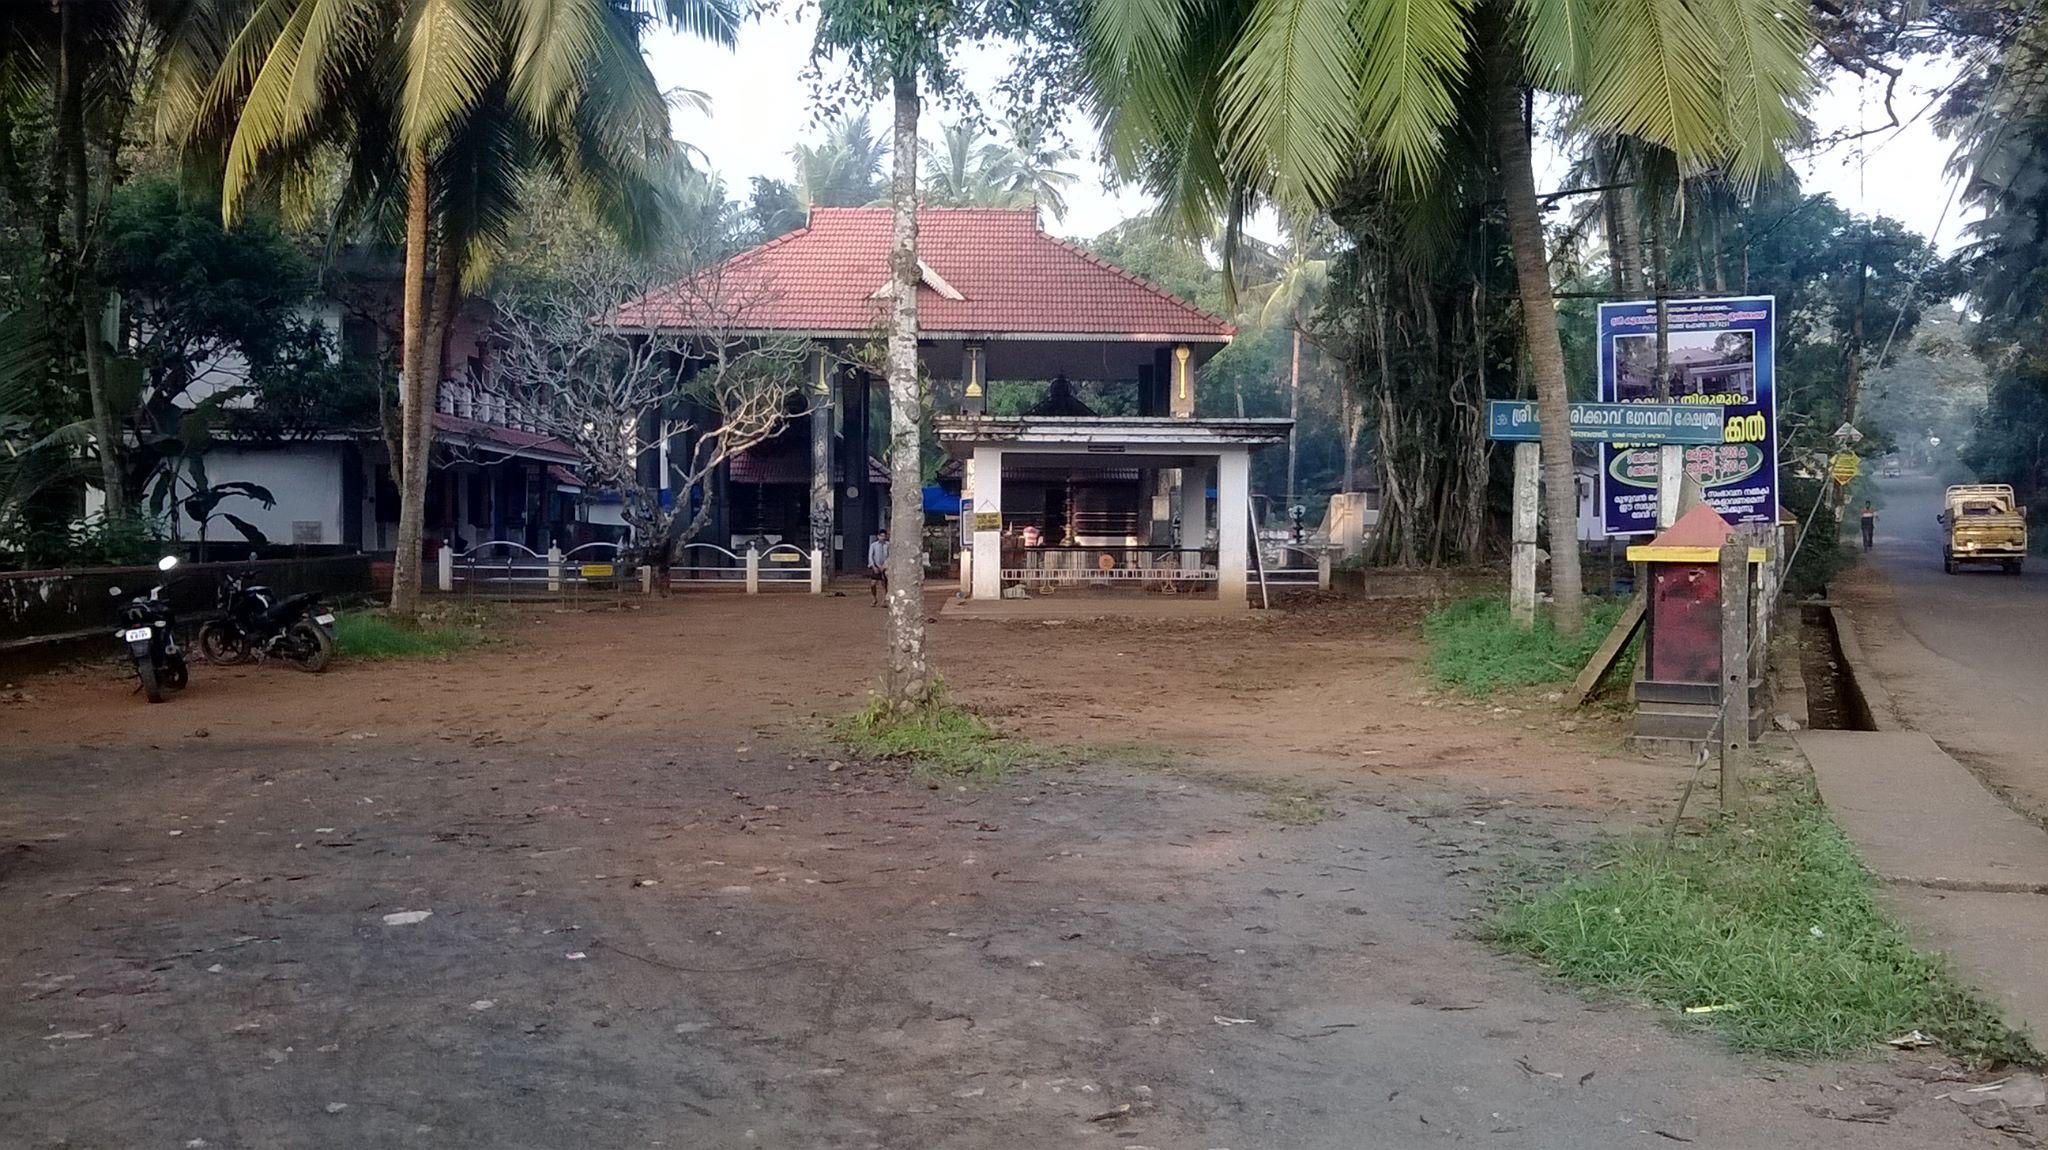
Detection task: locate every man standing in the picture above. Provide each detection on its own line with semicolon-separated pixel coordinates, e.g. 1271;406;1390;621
868;529;889;606
1860;502;1877;550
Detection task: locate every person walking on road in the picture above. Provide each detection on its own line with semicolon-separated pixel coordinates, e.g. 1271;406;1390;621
867;529;889;606
1860;502;1877;550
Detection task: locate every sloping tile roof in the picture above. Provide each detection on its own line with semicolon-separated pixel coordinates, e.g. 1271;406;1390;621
433;413;580;465
615;208;1233;342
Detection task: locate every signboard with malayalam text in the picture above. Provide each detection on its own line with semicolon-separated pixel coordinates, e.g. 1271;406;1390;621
1485;400;1725;444
1598;296;1779;536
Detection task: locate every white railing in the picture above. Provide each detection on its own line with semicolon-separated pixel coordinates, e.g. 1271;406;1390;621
439;539;825;595
1260;543;1333;590
670;542;824;593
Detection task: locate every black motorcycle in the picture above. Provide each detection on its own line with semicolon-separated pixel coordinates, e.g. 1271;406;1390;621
110;556;189;704
196;571;335;673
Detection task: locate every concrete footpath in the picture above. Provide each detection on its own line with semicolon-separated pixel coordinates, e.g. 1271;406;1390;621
1797;729;2048;1039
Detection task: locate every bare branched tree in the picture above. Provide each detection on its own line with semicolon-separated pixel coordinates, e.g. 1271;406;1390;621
489;254;815;589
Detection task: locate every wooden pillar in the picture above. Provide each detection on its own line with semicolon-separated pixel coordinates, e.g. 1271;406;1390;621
1719;535;1749;811
1510;441;1540;627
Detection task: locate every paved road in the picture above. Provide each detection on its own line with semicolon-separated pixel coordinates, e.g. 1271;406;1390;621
1866;472;2048;689
1851;471;2048;816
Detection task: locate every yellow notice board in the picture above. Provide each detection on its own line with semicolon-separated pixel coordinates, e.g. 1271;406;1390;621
579;563;615;578
972;511;1001;531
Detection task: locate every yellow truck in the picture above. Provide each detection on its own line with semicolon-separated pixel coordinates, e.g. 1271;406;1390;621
1941;484;2028;574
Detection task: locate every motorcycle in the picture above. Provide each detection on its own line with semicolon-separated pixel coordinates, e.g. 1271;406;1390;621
110;556;189;704
196;571;336;673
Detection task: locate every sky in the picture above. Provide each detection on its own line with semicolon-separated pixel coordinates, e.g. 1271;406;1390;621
645;9;1975;252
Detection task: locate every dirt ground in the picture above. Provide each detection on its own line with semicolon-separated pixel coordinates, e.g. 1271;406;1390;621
0;589;2018;1147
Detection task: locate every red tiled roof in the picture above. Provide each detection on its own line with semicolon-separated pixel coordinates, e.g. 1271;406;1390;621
615;208;1233;341
432;413;580;464
1649;503;1735;549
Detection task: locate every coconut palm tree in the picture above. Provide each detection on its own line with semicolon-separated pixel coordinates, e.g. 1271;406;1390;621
792;114;890;208
921;120;1025;207
1245;217;1329;505
169;0;739;616
999;112;1078;222
1081;0;1813;632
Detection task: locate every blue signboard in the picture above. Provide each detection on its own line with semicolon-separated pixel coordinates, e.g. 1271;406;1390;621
1598;296;1778;536
1486;400;1724;444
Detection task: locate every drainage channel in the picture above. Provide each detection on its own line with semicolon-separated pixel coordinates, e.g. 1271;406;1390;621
1797;603;1875;732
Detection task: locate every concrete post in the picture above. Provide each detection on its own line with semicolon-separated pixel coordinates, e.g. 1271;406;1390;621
960;455;975;597
437;545;454;593
547;544;562;592
809;544;824;594
971;446;1004;601
1317;548;1332;591
1510;441;1540;627
1217;447;1251;607
639;564;653;594
1182;458;1210;571
745;545;760;595
1719;535;1750;811
1657;445;1686;528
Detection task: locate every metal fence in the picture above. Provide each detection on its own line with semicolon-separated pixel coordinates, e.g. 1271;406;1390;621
998;546;1219;594
442;541;636;602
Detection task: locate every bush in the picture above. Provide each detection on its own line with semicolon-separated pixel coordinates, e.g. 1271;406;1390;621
1491;790;2034;1063
1423;594;1626;697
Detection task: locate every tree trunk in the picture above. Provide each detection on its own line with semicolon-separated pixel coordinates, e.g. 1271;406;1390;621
1488;27;1583;633
1649;201;1670;398
1286;326;1301;503
883;70;931;712
390;147;434;617
54;0;123;516
1599;145;1647;297
1340;381;1358;491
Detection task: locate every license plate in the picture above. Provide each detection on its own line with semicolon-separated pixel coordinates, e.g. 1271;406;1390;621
122;627;153;642
314;613;335;625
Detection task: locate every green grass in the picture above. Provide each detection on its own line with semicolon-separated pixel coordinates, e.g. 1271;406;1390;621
835;693;1043;782
1423;594;1627;697
332;609;488;661
1489;788;2035;1063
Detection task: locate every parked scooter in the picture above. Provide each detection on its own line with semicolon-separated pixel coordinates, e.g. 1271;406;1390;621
110;556;189;704
196;571;336;672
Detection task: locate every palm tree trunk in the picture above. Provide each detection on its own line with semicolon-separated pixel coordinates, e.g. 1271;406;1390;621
1602;146;1646;297
883;70;931;713
1488;27;1583;633
54;0;122;517
1287;326;1301;502
391;146;433;617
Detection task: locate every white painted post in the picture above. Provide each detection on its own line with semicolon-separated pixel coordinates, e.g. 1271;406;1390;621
1216;447;1251;608
639;564;653;594
745;545;760;594
1656;444;1686;528
971;446;1004;601
437;546;454;593
959;455;975;598
1182;458;1210;571
547;544;562;592
1317;548;1333;591
1510;441;1540;627
809;545;824;594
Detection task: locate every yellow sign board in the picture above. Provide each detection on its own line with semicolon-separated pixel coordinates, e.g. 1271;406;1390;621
579;563;615;578
1829;452;1860;486
972;511;1001;531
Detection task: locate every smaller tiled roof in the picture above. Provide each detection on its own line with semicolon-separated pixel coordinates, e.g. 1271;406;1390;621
616;207;1233;342
433;413;579;465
